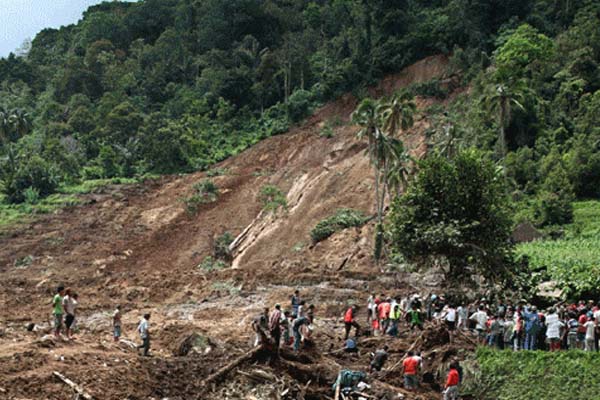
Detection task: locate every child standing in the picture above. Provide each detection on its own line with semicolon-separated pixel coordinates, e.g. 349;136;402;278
137;313;151;356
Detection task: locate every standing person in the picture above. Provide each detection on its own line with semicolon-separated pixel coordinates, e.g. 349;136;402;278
291;290;301;318
281;311;291;346
137;313;151;356
307;304;315;324
407;304;424;330
297;301;306;318
443;304;457;332
402;351;420;391
70;293;79;332
388;300;401;337
584;316;596;352
52;286;65;339
567;313;579;350
443;361;460;400
546;309;564;351
269;304;283;353
457;304;468;330
489;314;504;349
292;316;309;352
344;305;360;340
113;305;122;342
370;345;389;372
252;308;269;347
367;294;376;325
577;312;588;350
523;306;540;350
63;289;76;340
503;316;515;350
378;297;391;334
470;305;489;344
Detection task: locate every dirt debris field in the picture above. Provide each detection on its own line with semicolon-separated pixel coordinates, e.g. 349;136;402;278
0;55;477;400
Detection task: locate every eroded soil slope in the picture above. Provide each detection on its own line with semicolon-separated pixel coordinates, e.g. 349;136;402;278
0;55;468;400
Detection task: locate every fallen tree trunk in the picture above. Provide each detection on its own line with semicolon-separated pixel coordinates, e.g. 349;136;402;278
53;371;94;400
200;346;265;392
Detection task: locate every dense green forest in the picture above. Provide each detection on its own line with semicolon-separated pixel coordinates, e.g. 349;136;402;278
1;0;599;205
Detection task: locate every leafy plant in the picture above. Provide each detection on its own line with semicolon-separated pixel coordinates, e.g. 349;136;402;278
198;256;227;272
259;185;287;212
214;231;234;261
184;179;219;213
310;209;367;243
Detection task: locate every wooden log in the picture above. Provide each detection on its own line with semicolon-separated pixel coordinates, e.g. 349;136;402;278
53;371;94;400
200;346;264;391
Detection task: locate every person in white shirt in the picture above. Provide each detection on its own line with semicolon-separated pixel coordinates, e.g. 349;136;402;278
443;305;457;331
470;305;489;343
545;309;564;351
457;304;468;330
62;289;77;340
137;313;151;356
584;316;596;352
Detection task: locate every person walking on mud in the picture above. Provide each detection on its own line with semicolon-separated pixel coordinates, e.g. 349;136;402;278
137;313;151;356
269;304;283;353
344;305;360;340
52;286;65;339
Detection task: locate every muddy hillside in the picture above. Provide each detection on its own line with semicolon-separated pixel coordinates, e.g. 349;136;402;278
0;55;472;400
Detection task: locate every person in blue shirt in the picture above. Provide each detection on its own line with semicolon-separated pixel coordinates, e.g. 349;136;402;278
523;306;539;350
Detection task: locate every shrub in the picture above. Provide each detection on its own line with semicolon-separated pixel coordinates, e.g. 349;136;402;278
259;185;287;212
214;231;234;261
320;121;335;138
287;90;314;123
0;154;59;204
311;209;367;243
534;190;574;226
184;179;219;213
197;256;227;272
206;167;228;177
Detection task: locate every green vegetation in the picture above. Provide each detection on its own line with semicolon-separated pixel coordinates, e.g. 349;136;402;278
197;256;227;272
213;231;234;261
389;150;513;283
184;179;218;214
472;348;600;400
259;185;287;213
516;201;600;298
311;209;368;243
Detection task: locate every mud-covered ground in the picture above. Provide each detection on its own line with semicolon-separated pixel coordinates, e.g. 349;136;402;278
0;55;475;400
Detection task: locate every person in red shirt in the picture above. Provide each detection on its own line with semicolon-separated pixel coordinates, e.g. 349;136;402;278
377;297;392;334
402;351;420;391
344;305;360;340
443;361;460;400
577;312;588;349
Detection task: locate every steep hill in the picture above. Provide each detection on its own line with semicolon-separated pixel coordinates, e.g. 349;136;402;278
0;55;467;400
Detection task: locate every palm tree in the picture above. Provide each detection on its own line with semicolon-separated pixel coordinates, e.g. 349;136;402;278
385;139;413;201
379;90;416;137
353;98;408;266
481;81;526;159
0;107;10;143
8;108;31;138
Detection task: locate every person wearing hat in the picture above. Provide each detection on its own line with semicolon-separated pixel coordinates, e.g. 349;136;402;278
269;304;283;352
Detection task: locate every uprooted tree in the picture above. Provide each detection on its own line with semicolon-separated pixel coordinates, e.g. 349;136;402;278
389;149;516;283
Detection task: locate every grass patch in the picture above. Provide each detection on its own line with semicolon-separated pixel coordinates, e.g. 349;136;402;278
471;348;600;400
516;201;600;298
206;167;228;177
0;178;144;229
310;208;368;243
211;281;240;296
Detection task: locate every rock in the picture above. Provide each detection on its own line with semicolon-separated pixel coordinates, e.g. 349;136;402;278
26;323;35;332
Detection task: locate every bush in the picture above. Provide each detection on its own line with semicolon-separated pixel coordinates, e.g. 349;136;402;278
184;179;219;213
259;185;287;212
311;209;367;243
214;231;234;261
197;256;227;272
287;90;314;123
534;190;574;226
1;154;59;204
